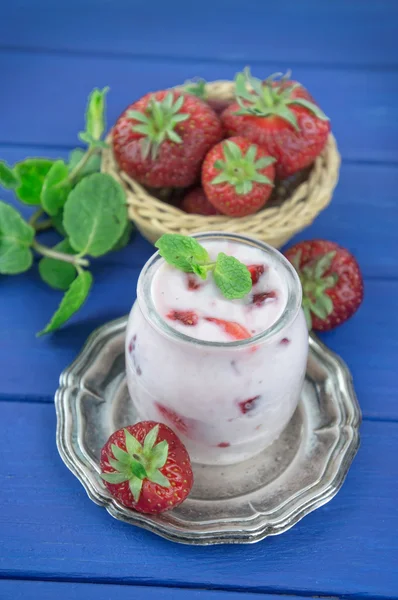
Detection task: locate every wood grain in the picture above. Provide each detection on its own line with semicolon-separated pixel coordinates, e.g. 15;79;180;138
0;402;396;598
0;581;303;600
0;0;397;67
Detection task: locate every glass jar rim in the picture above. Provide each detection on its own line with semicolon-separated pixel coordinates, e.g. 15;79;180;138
136;231;303;348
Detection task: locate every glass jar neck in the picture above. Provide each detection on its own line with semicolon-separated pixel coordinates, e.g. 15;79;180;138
137;232;302;348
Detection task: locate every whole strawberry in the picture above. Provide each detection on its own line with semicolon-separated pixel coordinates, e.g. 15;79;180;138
221;68;330;179
284;240;363;331
181;187;220;216
112;90;223;188
100;421;193;514
201;136;275;217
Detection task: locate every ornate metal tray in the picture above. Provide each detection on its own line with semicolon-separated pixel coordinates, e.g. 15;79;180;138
55;316;361;545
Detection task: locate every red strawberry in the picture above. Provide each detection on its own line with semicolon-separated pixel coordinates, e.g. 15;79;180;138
221;68;330;179
284;240;364;331
167;310;198;326
100;421;193;514
247;264;266;284
205;317;251;340
181;187;221;216
201;136;275;217
112;90;223;188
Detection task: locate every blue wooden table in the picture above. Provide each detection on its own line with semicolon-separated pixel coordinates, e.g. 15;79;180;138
1;2;397;598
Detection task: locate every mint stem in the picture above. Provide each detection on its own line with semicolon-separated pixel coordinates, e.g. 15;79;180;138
28;209;53;232
67;146;99;183
32;240;89;267
34;218;53;232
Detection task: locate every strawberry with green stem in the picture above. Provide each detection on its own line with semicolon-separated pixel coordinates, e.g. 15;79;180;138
100;421;193;514
221;68;330;179
112;90;223;188
201;136;275;217
285;240;364;331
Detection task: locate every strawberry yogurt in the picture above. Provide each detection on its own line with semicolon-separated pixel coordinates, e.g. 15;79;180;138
126;233;308;465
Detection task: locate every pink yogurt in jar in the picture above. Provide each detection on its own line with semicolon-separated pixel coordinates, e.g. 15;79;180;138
126;233;308;465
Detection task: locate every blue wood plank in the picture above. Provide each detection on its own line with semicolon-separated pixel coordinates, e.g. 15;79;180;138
0;0;397;67
0;53;397;163
0;402;397;598
1;146;398;278
0;581;302;600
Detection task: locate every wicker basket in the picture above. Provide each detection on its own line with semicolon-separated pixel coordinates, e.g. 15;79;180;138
102;80;341;248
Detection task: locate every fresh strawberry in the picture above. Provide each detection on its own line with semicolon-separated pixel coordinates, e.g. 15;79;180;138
181;187;221;216
201;136;275;217
167;310;198;326
100;421;193;514
221;68;330;179
182;78;232;114
284;240;364;331
205;317;251;340
112;90;223;188
247;264;266;284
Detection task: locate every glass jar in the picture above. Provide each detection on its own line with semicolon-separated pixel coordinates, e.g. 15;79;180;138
125;232;308;465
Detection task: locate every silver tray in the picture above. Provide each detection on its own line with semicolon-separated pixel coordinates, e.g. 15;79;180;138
55;316;361;545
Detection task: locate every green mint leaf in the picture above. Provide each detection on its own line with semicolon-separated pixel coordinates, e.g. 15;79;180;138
84;87;109;142
213;252;252;300
51;211;67;236
101;471;129;484
78;132;93;145
41;160;71;216
0;161;19;189
63;173;127;257
0;201;34;274
111;221;134;252
68;148;101;179
37;270;93;335
192;262;210;280
155;233;209;273
38;239;77;290
14;159;54;205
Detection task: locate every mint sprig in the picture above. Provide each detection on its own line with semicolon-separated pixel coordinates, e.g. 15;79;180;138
0;86;134;335
155;234;252;300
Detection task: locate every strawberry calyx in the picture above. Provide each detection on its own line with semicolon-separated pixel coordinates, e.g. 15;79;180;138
127;93;190;160
211;139;275;195
101;425;170;502
182;77;208;100
290;250;338;329
234;67;329;131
